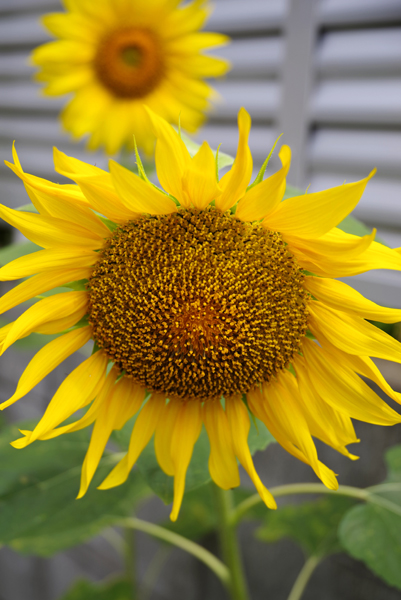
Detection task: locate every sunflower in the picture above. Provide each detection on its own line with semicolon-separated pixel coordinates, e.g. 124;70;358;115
2;108;401;521
31;0;229;155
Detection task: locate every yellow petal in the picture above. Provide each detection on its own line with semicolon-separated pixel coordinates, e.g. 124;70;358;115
11;351;108;448
264;170;376;239
305;276;401;323
181;141;221;209
202;399;240;490
77;369;120;498
154;398;182;476
145;106;191;205
0;247;96;281
99;393;165;490
0;268;91;315
0;203;102;249
302;338;401;426
294;356;359;459
170;400;202;521
1;291;88;353
308;301;401;364
264;372;338;488
73;176;136;223
215;108;253;212
112;377;146;430
236;145;291;222
109;160;177;215
1;326;91;410
285;227;376;278
226;395;276;509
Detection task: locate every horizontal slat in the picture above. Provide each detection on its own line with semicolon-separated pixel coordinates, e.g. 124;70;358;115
0;52;35;78
211;81;280;121
0;82;64;112
310;79;401;125
307;174;401;228
207;0;287;34
319;0;401;26
317;28;401;77
217;37;283;78
0;14;50;47
308;129;401;177
0;1;57;14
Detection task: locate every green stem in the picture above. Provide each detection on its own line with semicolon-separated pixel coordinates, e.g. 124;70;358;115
213;485;250;600
117;517;231;589
125;527;136;599
287;555;321;600
231;483;369;526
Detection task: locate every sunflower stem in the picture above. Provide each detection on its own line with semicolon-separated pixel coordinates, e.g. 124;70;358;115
124;526;137;599
213;485;250;600
230;483;369;526
286;555;321;600
117;517;231;588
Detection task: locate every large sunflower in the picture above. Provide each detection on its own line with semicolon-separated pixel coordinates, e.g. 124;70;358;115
32;0;229;155
2;108;401;521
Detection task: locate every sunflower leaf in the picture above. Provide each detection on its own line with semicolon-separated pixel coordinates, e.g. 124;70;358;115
339;444;401;590
257;495;355;557
0;421;150;556
60;577;132;600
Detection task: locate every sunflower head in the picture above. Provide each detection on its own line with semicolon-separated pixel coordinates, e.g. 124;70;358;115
2;107;401;521
32;0;230;154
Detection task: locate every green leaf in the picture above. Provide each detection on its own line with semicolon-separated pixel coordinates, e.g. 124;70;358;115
257;496;355;557
163;482;216;540
114;410;276;505
60;578;132;600
339;444;401;590
0;241;40;267
178;130;234;170
0;422;150;556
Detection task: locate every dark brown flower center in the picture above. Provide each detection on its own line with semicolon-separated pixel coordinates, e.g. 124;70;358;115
88;208;309;401
94;27;164;98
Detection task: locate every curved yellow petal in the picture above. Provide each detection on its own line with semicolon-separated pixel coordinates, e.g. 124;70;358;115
11;350;108;448
145;106;191;205
215;108;253;212
302;338;401;426
99;393;165;490
170;399;202;521
0;204;102;249
0;247;96;281
285;228;376;278
0;268;91;316
1;291;88;353
308;301;401;364
260;372;338;489
109;160;177;215
77;368;120;498
154;397;182;476
264;170;376;239
236;145;291;222
74;176;137;223
226;395;276;509
202;399;240;490
294;356;359;459
305;276;401;323
181;141;221;209
0;326;91;409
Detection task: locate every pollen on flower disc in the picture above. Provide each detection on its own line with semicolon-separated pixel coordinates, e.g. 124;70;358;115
88;208;310;401
94;28;164;98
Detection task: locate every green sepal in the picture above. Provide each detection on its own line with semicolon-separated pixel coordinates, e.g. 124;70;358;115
176;129;234;171
0;241;40;267
15;203;38;213
247;133;283;191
